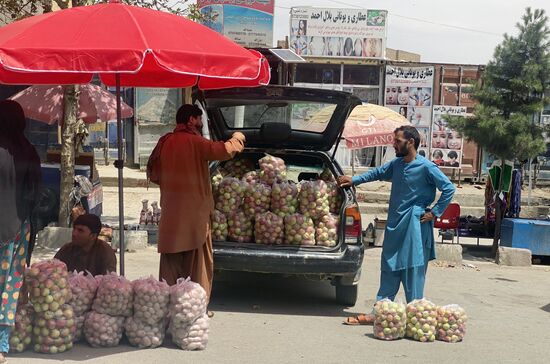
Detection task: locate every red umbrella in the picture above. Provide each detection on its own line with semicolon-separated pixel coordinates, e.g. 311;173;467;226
0;0;270;274
9;84;133;124
342;105;410;149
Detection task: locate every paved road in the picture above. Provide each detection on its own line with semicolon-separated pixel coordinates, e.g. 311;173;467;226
11;246;550;364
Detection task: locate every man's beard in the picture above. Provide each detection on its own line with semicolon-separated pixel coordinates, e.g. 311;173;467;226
395;144;409;157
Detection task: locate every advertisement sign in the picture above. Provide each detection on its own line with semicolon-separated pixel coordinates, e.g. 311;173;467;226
135;88;182;125
430;105;467;169
289;7;387;58
198;0;274;48
384;66;434;159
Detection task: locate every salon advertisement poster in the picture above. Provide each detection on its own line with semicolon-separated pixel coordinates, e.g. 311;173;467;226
384;66;435;161
289;7;387;58
430;105;467;169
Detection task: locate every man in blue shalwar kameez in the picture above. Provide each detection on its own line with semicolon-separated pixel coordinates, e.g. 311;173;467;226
339;126;455;325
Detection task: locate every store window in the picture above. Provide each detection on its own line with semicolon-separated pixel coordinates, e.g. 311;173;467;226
343;86;380;104
342;65;379;86
295;64;341;84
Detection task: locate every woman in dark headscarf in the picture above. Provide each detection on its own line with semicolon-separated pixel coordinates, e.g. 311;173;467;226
0;100;41;361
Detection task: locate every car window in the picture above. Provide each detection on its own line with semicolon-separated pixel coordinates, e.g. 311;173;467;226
221;102;338;133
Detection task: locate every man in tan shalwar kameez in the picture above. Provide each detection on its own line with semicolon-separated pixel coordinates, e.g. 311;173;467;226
156;104;245;300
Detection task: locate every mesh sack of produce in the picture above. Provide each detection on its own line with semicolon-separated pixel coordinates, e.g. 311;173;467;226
254;212;284;245
284;213;315;246
170;313;209;351
83;311;125;347
26;259;71;313
298;180;329;219
241;171;261;185
73;315;85;342
270;181;299;218
9;303;34;353
326;182;343;214
436;304;467;343
315;214;339;247
211;171;224;199
219;157;255;179
406;298;439;342
319;167;336;182
68;270;98;316
169;277;208;327
92;272;133;317
243;182;271;217
215;177;246;214
132;276;170;325
211;210;228;242
259;154;287;185
373;299;407;341
227;211;254;243
32;304;76;354
124;316;165;349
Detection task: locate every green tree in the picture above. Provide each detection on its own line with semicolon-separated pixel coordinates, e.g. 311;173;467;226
447;7;550;256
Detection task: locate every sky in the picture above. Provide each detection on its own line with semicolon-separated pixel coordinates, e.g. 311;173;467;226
270;0;550;64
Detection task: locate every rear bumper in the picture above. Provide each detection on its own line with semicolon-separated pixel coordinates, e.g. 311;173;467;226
213;243;364;278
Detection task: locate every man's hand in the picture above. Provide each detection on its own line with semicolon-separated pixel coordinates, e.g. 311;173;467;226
232;132;246;143
420;211;436;223
337;175;353;188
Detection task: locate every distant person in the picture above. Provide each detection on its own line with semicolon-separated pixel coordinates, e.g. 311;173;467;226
54;214;116;276
0;100;41;359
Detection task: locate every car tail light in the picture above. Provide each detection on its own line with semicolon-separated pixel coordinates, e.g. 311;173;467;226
344;204;362;244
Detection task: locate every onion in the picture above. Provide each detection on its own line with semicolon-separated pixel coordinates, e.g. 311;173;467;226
254;212;284;245
9;303;34;353
215;177;245;214
170;313;209;351
270;181;299;218
436;304;467;343
284;213;315;246
68;270;98;316
83;311;124;347
298;180;329;219
406;298;439;342
227;211;253;243
373;299;407;341
132;276;170;325
32;304;76;354
315;214;339;247
124;316;165;349
259;154;287;185
243;182;271;217
211;210;228;242
92;272;133;317
26;259;71;314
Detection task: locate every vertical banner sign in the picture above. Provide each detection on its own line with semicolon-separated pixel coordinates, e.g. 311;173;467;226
289;7;387;58
198;0;275;48
384;66;434;158
431;105;467;168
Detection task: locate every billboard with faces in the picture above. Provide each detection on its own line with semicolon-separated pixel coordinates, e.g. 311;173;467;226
430;105;467;169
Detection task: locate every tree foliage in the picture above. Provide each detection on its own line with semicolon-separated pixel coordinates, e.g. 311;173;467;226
0;0;203;22
447;7;550;162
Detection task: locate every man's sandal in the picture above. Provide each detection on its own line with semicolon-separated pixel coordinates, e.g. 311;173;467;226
343;313;375;325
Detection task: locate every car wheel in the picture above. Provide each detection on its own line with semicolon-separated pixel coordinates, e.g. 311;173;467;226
335;284;358;306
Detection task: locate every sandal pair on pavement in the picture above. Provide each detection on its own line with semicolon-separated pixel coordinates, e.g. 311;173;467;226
343;313;375;325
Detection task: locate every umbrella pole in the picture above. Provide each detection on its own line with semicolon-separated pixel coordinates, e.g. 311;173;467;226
115;74;125;276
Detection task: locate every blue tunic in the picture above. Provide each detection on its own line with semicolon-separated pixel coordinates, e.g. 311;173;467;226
352;155;455;272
